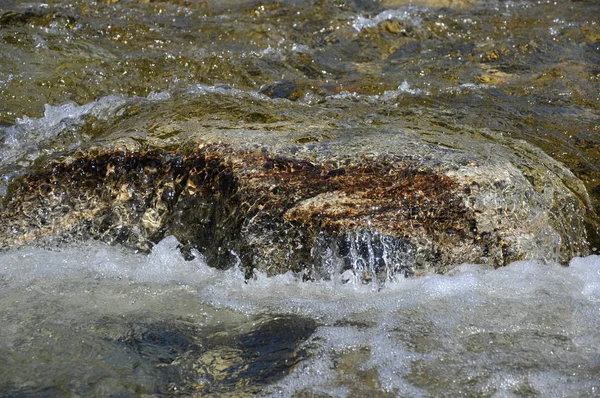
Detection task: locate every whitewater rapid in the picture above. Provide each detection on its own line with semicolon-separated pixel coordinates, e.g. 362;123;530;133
1;236;598;396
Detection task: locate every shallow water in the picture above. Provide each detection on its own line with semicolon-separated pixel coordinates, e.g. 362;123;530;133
1;0;600;395
1;0;599;235
1;236;599;396
1;0;599;198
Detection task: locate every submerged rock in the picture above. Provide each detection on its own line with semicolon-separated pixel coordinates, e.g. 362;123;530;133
259;80;306;101
2;312;316;396
0;92;593;280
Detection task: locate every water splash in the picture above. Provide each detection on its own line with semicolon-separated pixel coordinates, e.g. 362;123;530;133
1;237;599;396
351;8;424;32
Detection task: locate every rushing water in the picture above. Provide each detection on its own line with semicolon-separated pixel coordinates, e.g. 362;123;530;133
1;0;600;396
1;237;599;396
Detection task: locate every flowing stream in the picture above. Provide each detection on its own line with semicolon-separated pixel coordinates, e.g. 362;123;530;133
1;237;599;396
1;0;600;396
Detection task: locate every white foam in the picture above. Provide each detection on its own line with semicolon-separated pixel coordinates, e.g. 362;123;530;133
146;90;172;101
0;95;132;188
327;80;424;103
186;83;268;100
2;236;599;320
351;8;424;32
569;255;600;301
1;239;599;395
444;82;493;93
382;80;425;99
6;95;129;148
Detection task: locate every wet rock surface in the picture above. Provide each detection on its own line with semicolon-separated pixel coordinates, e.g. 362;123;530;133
2;0;600;396
0;93;593;278
1;0;599;279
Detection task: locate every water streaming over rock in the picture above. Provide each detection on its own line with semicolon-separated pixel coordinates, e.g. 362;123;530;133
1;237;599;396
1;0;600;395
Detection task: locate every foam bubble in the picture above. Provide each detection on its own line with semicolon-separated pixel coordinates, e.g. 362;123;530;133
351;8;424;32
186;83;267;100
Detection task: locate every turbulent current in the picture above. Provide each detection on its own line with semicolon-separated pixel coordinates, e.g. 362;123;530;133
1;0;600;396
1;237;599;396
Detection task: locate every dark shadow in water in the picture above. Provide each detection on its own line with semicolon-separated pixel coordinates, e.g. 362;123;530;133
0;314;317;397
195;315;318;395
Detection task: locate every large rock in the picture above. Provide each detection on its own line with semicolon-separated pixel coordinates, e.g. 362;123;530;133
0;94;594;279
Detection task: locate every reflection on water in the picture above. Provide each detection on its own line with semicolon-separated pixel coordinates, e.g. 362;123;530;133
0;237;599;396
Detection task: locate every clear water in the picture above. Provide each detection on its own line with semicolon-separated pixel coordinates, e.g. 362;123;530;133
1;0;600;395
1;236;599;396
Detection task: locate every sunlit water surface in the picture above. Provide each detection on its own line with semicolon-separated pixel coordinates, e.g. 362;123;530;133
1;0;600;396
